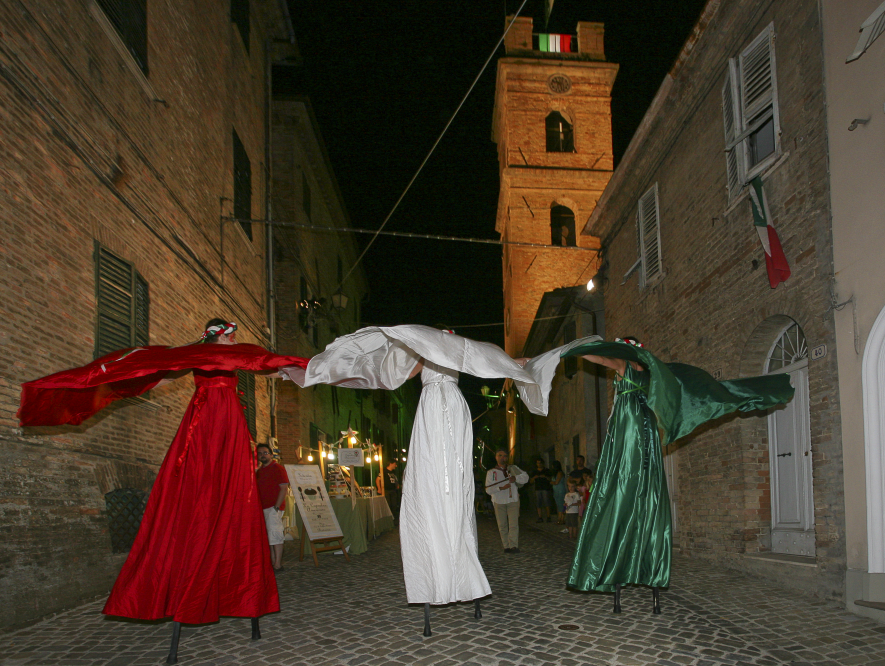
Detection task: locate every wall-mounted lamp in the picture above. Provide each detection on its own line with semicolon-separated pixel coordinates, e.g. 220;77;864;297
331;290;349;310
848;117;870;131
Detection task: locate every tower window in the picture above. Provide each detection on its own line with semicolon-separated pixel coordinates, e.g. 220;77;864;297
550;205;576;247
546;112;575;152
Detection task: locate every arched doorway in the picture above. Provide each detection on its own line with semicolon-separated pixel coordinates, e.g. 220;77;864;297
765;321;814;556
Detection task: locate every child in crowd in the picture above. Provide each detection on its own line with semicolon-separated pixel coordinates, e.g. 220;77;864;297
563;480;582;540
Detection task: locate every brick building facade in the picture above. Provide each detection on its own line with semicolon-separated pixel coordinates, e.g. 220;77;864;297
584;0;845;600
271;97;417;487
0;0;295;627
492;16;615;459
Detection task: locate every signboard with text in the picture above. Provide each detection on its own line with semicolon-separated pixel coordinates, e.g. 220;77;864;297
337;448;364;467
284;464;344;541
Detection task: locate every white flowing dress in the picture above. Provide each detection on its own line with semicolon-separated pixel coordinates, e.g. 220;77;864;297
282;325;586;605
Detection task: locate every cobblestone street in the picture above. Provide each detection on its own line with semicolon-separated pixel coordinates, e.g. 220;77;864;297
3;515;885;666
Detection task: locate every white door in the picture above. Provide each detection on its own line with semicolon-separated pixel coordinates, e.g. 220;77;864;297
766;324;814;556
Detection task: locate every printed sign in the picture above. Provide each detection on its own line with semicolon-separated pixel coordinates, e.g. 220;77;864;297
811;344;827;360
285;464;344;541
337;448;365;467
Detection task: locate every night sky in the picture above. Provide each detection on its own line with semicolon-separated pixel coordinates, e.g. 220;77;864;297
278;0;707;348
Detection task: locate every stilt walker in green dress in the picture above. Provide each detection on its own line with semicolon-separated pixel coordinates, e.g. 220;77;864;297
561;337;794;613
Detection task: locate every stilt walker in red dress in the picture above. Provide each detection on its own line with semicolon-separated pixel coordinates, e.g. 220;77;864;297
18;319;309;663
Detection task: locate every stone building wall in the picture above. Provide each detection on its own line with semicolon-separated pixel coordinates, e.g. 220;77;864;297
586;0;844;599
0;0;291;627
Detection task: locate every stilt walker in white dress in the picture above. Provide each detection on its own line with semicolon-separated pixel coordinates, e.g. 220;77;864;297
283;325;569;634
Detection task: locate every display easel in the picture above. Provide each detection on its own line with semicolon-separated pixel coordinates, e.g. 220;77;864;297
298;523;350;567
285;464;349;568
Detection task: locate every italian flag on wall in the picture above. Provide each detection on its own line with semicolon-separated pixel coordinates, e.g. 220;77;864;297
538;33;572;53
749;176;790;289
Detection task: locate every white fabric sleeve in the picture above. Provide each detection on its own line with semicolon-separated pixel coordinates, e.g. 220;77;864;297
511;465;529;487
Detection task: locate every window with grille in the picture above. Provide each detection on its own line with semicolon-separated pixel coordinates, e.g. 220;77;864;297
550;205;576;247
231;0;250;53
546;112;575;152
233;129;252;241
94;243;149;358
722;24;780;199
105;488;148;553
95;0;148;74
766;322;807;372
636;184;663;288
237;371;256;438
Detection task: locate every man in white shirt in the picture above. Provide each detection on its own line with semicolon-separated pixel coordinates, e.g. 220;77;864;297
485;449;529;553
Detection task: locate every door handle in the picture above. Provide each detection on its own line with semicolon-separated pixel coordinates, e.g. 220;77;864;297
777;452;792;458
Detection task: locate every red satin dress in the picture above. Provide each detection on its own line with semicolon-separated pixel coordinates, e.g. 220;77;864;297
102;370;277;623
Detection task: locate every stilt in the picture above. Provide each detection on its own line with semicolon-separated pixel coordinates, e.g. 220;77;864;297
423;603;432;637
251;617;261;640
652;587;661;615
166;621;181;664
474;599;482;620
613;583;622;614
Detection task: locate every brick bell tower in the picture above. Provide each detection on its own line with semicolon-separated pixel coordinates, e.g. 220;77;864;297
493;17;618;357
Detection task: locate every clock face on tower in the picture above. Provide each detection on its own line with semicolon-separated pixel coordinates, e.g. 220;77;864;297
548;74;572;95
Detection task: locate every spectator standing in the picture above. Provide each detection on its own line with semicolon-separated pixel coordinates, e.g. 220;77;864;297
378;460;401;521
568;455;594;483
485;449;529;553
550;460;566;525
256;443;290;572
530;459;553;522
564;480;582;539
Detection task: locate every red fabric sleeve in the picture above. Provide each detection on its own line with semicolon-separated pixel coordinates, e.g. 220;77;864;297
18;344;309;427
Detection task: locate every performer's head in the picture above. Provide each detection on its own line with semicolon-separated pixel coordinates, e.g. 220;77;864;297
621;335;642;347
495;449;509;467
202;318;237;344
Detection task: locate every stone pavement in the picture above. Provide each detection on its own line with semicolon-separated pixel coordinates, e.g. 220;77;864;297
3;514;885;666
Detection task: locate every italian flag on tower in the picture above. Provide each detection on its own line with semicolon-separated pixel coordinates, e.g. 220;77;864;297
749;176;790;289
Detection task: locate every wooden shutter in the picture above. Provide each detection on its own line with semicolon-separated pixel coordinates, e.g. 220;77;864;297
95;244;148;357
847;3;885;62
637;184;662;287
134;273;150;347
232;130;252;241
237;371;256;438
721;59;742;198
739;26;775;126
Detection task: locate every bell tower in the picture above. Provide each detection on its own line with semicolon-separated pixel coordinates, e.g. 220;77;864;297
493;17;618;356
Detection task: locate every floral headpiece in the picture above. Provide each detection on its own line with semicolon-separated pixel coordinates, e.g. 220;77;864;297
441;328;455;335
202;322;237;339
615;337;644;348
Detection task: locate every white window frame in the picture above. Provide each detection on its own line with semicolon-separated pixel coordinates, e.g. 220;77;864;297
636;183;663;288
721;23;781;200
847;2;885;62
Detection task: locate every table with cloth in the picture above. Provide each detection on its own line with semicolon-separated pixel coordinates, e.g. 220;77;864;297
285;494;394;555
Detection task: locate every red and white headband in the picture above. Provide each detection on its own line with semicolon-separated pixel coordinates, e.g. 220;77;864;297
202;322;237;339
615;337;644;348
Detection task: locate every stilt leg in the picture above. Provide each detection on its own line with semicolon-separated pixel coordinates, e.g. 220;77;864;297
166;621;181;664
423;603;432;637
474;599;482;620
613;584;622;614
652;587;661;615
251;617;261;640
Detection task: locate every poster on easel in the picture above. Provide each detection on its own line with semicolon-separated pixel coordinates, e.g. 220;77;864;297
284;464;344;541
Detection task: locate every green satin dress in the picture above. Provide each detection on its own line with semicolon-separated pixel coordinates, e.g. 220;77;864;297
564;340;794;593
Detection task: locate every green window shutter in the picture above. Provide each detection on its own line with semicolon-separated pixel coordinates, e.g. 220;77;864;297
237;371;257;438
134;272;150;347
95;244;134;358
94;243;150;358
